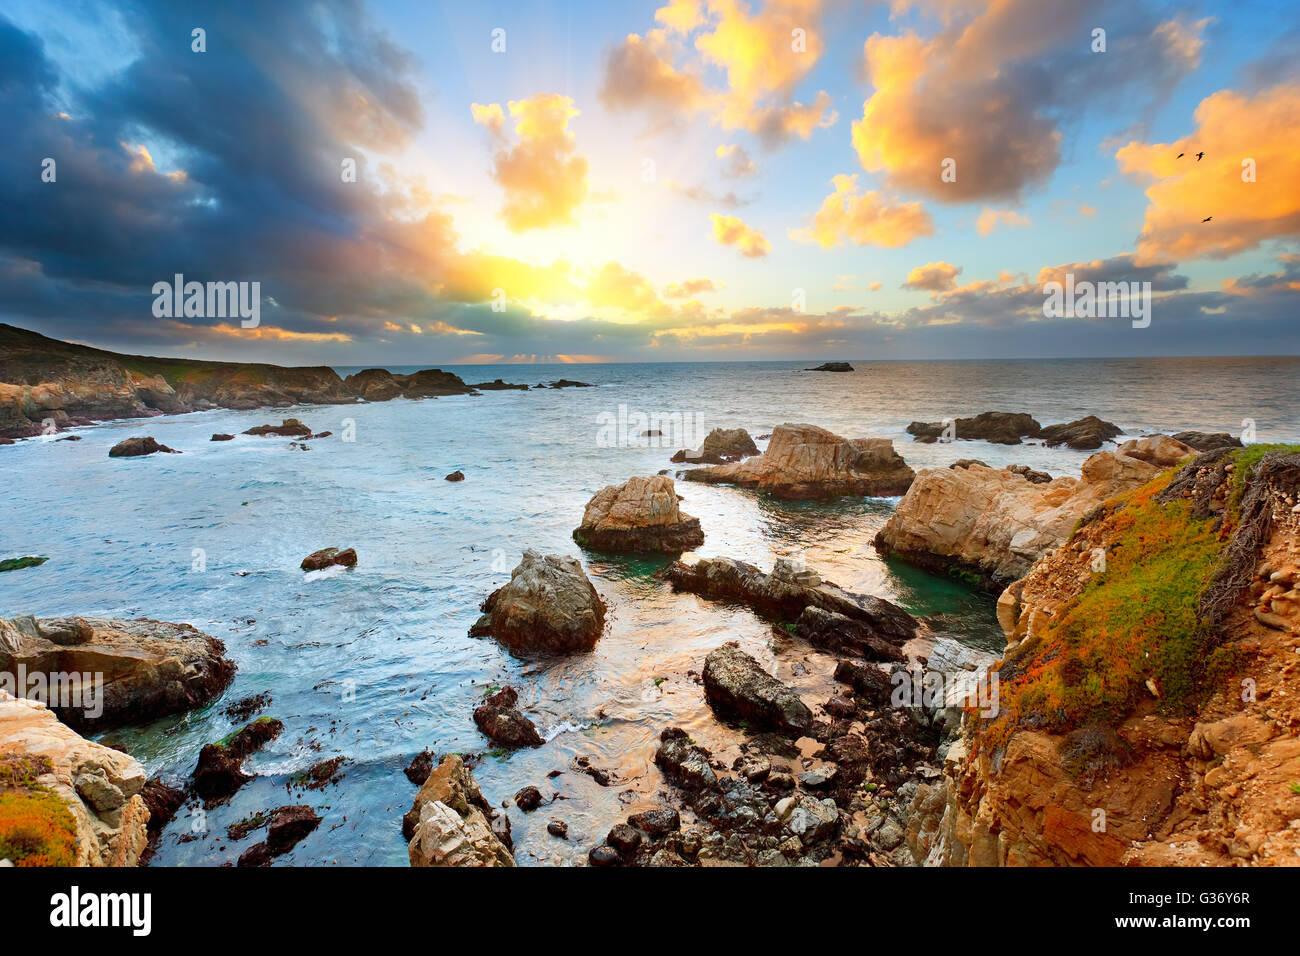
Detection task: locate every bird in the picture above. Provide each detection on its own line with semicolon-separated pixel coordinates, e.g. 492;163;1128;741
1202;216;1213;222
1196;151;1205;161
1177;152;1185;158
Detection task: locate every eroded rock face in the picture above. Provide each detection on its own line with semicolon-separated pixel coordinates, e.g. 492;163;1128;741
469;551;606;655
0;691;149;866
702;643;812;735
683;423;914;499
574;475;704;553
0;616;236;731
875;450;1160;589
406;755;514;867
670;427;760;465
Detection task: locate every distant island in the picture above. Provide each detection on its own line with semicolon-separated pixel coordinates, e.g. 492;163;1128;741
805;362;853;372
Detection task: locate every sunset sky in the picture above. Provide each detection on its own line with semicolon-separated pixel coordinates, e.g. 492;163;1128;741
2;0;1298;364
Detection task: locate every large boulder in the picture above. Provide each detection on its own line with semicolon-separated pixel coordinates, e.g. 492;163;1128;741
0;691;149;866
1117;435;1195;468
406;755;514;867
0;616;236;731
682;423;914;499
702;643;812;735
875;450;1161;588
469;551;606;655
573;475;704;553
1037;415;1123;450
670;427;759;464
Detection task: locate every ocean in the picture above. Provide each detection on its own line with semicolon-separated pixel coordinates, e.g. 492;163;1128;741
2;355;1297;866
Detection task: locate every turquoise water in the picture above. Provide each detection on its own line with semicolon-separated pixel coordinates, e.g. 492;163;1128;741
1;356;1296;865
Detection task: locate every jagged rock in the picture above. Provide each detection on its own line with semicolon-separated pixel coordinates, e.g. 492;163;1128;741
0;691;149;866
670;427;760;464
1037;415;1123;449
343;367;476;400
265;805;321;854
406;755;514;867
908;411;1041;445
664;557;918;645
300;547;357;571
628;807;680;836
702;642;812;735
573;475;704;553
191;717;283;803
875;450;1162;588
243;418;311;437
108;436;179;457
1172;431;1243;451
471;379;528;391
684;423;913;498
469;551;605;655
473;687;544;748
795;606;906;662
654;728;718;791
0;615;235;731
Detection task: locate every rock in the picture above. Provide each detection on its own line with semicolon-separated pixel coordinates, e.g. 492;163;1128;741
670;427;760;464
210;433;234;442
664;557;918;645
469;551;606;655
628;807;680;837
0;556;48;573
139;779;184;863
684;423;914;498
607;823;643;855
0;691;148;866
1172;431;1243;451
265;805;321;854
875;450;1162;588
795;605;906;662
445;470;465;482
547;820;568;838
908;411;1041;445
191;716;283;803
1037;415;1123;449
543;379;592;388
702;642;812;735
654;728;719;791
588;844;622;866
805;362;853;372
473;687;544;748
406;755;514;867
471;379;528;391
1118;435;1196;468
343;367;476;400
514;785;543;810
950;458;989;469
574;475;704;553
779;794;839;844
243;418;311;437
404;748;435;785
1007;464;1052;484
0;615;235;731
300;547;357;571
236;842;272;867
108;436;179;457
832;659;894;707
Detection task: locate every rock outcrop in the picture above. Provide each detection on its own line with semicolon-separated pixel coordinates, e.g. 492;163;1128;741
192;716;283;804
0;615;236;731
342;367;477;401
473;687;544;748
702;643;812;735
108;436;180;457
0;691;149;866
300;547;357;572
875;450;1162;589
1172;430;1243;451
469;551;606;655
1115;434;1195;468
907;412;1122;449
405;755;514;867
573;475;704;552
1036;415;1123;449
683;423;914;499
670;427;759;465
805;362;853;372
243;418;311;437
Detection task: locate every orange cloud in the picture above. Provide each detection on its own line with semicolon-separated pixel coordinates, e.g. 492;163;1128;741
664;277;723;297
208;323;352;343
1116;82;1300;264
791;174;934;248
585;262;668;315
903;260;961;293
976;207;1032;236
710;213;771;257
473;93;590;232
717;143;756;177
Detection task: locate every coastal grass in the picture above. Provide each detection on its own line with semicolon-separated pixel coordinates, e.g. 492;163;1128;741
0;787;78;866
982;445;1298;753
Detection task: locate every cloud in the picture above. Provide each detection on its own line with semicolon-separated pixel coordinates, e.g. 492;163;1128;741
1116;82;1300;264
584;261;667;316
598;31;707;121
668;180;754;208
717;143;756;177
791;174;933;248
976;207;1032;236
710;213;771;257
664;277;723;297
474;93;590;232
903;261;961;293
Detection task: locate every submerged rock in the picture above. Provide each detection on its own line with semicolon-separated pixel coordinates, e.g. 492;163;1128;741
573;474;704;553
702;643;812;735
473;686;544;748
108;436;180;457
300;547;357;571
683;423;914;499
406;755;514;867
0;615;235;731
469;550;606;655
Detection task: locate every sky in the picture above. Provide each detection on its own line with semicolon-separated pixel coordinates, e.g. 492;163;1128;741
1;0;1298;365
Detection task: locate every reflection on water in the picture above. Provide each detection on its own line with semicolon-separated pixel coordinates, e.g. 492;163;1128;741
1;356;1294;865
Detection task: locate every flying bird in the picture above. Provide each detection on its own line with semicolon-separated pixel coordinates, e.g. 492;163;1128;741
1196;151;1205;161
1177;152;1185;158
1202;216;1213;222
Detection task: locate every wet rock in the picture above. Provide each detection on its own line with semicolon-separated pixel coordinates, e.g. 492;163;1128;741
776;794;839;844
0;556;49;573
514;785;543;811
1037;415;1123;449
445;470;465;482
795;605;906;662
406;755;514;867
670;427;760;464
266;805;321;854
1007;464;1052;484
210;433;235;442
547;820;568;838
628;807;680;837
300;547;357;572
588;844;622;866
471;379;528;391
473;686;544;748
404;748;435;785
108;436;180;457
832;659;894;707
237;842;272;867
654;727;718;791
469;550;606;655
573;474;704;552
140;779;184;859
684;423;914;498
733;752;772;782
607;823;643;855
191;716;283;803
243;418;311;437
0;615;235;731
908;411;1041;445
702;642;812;736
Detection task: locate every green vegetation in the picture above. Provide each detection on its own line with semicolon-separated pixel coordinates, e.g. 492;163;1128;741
0;556;48;573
